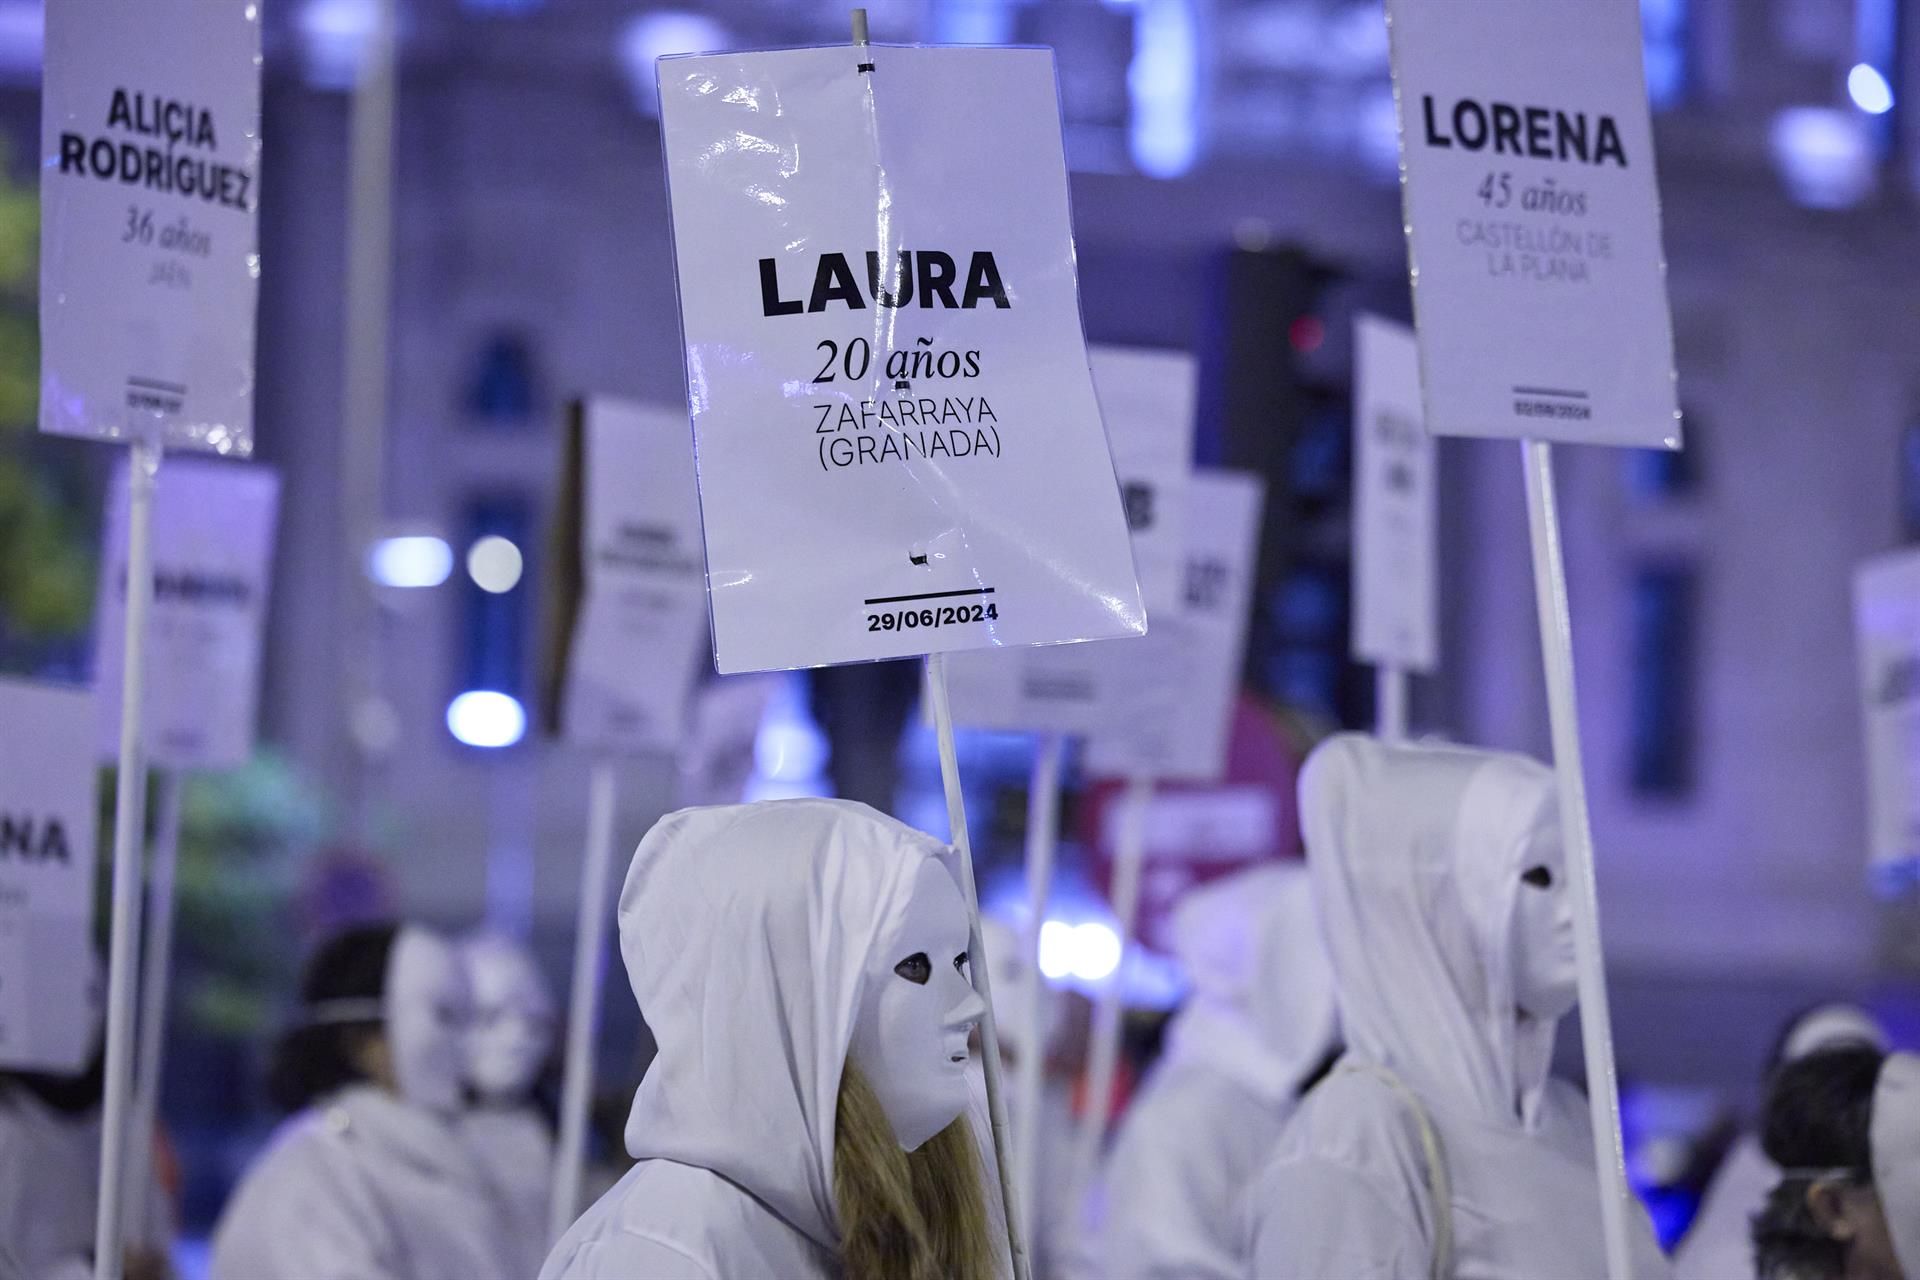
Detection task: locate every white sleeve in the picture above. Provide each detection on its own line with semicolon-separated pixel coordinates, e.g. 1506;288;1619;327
1246;1153;1430;1280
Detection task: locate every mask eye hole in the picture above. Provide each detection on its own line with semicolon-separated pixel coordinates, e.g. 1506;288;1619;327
895;953;932;985
953;951;970;976
1522;865;1554;889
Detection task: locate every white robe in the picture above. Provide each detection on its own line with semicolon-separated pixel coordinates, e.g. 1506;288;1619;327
1246;736;1671;1280
210;1085;518;1280
1096;863;1339;1280
541;799;972;1280
0;1085;170;1280
1672;1135;1771;1280
460;1106;555;1280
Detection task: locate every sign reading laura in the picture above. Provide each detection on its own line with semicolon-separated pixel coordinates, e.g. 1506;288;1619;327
41;0;261;454
1387;0;1679;449
657;44;1144;673
0;678;97;1073
96;457;280;769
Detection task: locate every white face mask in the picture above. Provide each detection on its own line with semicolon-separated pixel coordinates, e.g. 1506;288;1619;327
849;860;984;1152
464;939;556;1102
1873;1052;1920;1280
386;929;473;1115
1509;819;1577;1023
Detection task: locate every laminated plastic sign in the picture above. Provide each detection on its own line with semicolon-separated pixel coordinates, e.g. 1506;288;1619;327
543;398;710;756
1387;0;1679;450
96;457;279;770
1090;346;1196;619
1352;315;1438;673
1083;471;1264;783
657;44;1145;674
1854;549;1920;885
40;0;261;454
0;678;98;1073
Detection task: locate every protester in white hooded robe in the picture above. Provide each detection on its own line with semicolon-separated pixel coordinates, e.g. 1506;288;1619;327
210;923;516;1280
458;932;558;1280
1749;1044;1920;1280
0;953;173;1280
1675;1005;1889;1280
1097;861;1338;1280
1246;735;1670;1280
540;798;1001;1280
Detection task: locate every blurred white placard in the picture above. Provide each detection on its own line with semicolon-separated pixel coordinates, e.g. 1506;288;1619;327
657;44;1143;673
40;0;261;454
96;457;279;770
0;678;97;1072
1388;0;1679;449
1091;346;1195;618
1083;471;1264;783
556;398;710;755
1854;550;1920;879
1352;315;1438;673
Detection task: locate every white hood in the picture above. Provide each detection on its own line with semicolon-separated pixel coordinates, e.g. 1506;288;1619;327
1164;861;1339;1103
618;797;954;1252
1300;734;1559;1128
1872;1051;1920;1280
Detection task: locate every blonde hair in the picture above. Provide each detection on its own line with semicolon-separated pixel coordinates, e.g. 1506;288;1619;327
834;1064;996;1280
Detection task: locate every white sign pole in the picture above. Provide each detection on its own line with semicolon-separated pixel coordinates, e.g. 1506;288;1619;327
1375;665;1409;744
926;651;1032;1280
549;758;620;1245
94;438;161;1280
1070;772;1152;1203
1014;731;1064;1238
123;768;184;1242
1522;440;1633;1280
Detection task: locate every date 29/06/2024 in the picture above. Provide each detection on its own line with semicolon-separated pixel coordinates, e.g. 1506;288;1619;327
865;601;1000;632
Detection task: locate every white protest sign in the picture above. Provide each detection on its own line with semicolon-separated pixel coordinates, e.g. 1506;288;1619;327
1091;346;1196;618
1387;0;1679;449
1352;315;1438;673
1854;550;1920;880
40;0;261;454
96;457;279;769
658;45;1144;674
1083;471;1264;783
0;679;98;1072
554;398;710;755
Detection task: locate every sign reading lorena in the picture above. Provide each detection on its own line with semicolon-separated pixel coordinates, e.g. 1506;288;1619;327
40;0;261;454
1387;0;1679;449
0;678;98;1072
657;45;1144;673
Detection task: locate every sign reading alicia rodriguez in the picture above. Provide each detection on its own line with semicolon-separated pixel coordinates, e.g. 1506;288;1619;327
657;44;1145;674
41;0;260;455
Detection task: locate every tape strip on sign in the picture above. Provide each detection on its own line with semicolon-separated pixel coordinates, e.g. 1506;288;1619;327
0;678;99;1073
657;44;1144;674
542;398;710;756
1083;471;1265;784
1854;549;1920;877
1386;0;1680;449
96;457;280;770
1352;315;1438;673
40;0;260;454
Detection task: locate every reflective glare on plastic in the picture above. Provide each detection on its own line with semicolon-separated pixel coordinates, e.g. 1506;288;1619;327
94;457;280;770
656;44;1145;674
0;678;98;1073
40;0;261;454
561;398;710;754
1387;0;1679;449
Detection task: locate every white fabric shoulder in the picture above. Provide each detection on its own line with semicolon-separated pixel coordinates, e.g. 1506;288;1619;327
210;1113;397;1280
